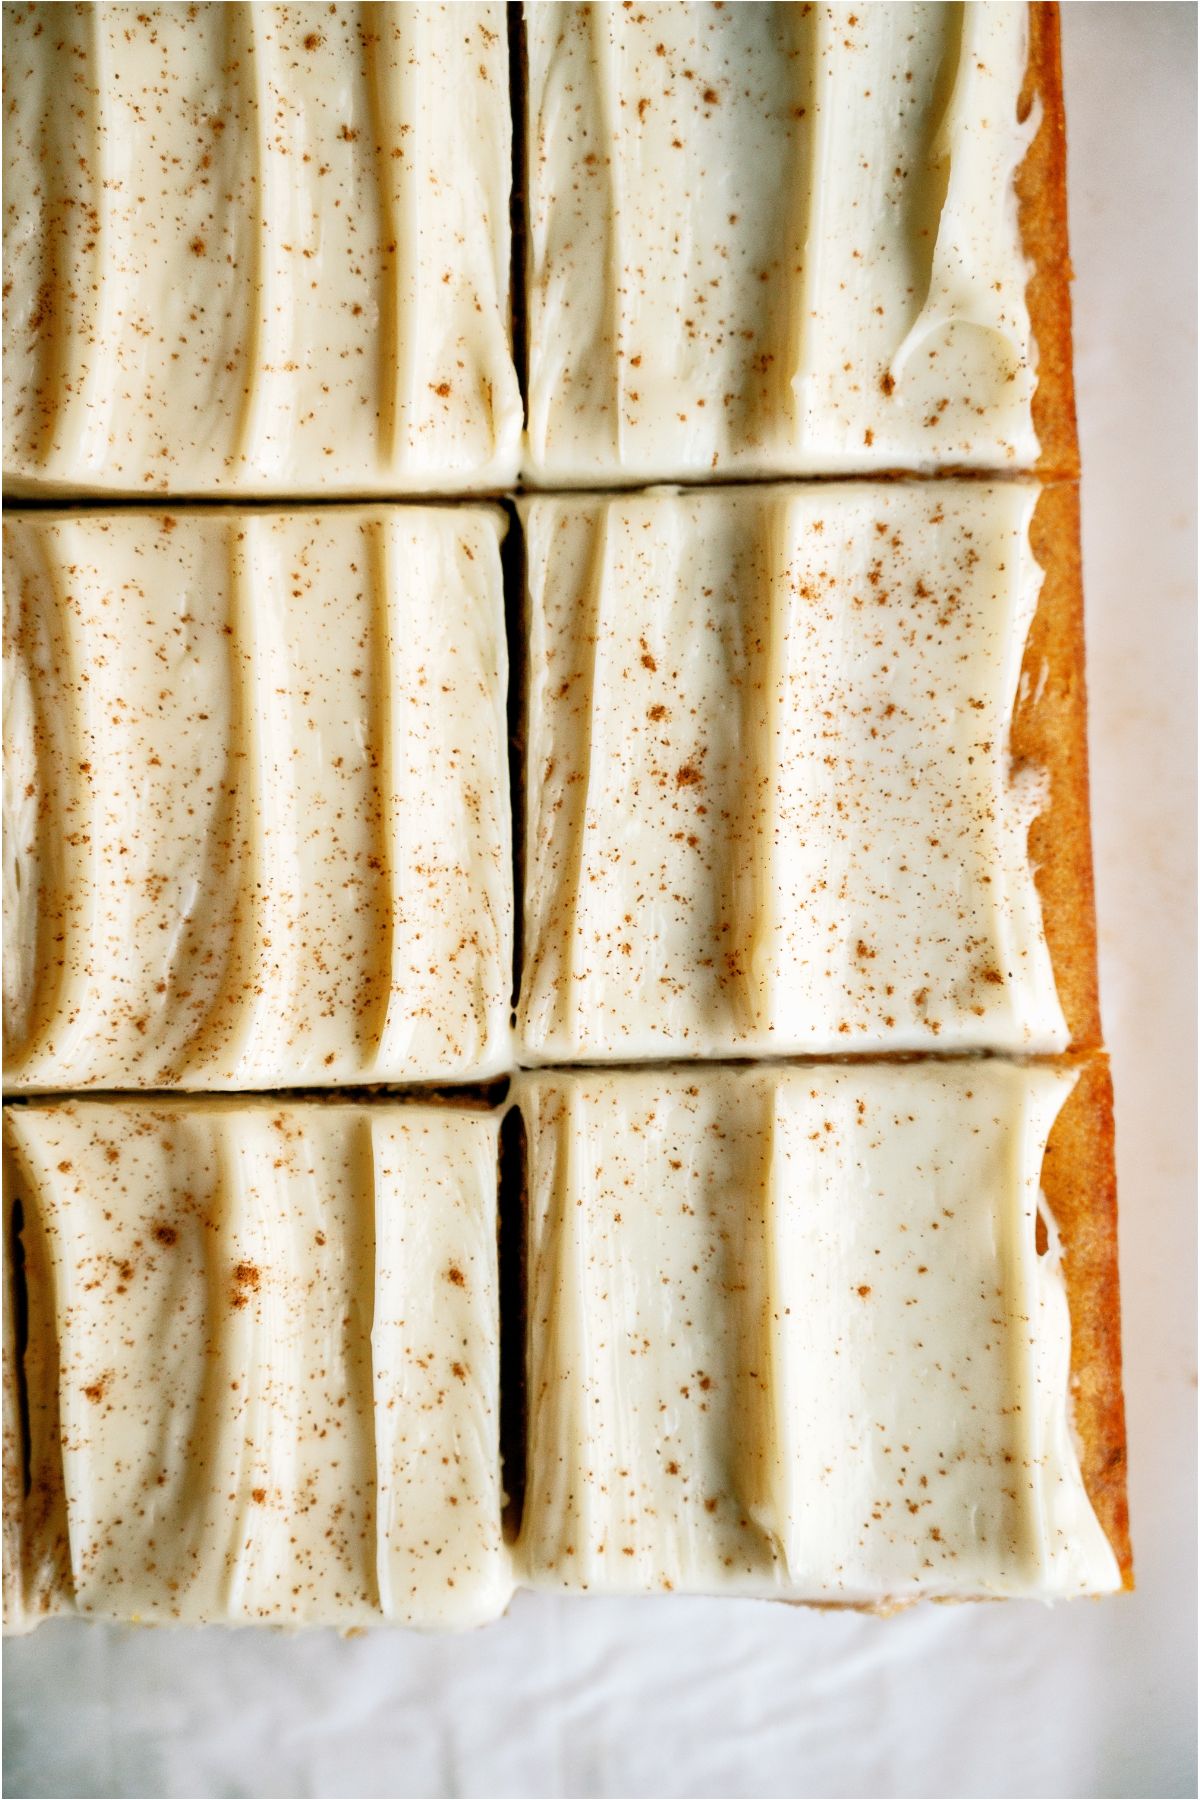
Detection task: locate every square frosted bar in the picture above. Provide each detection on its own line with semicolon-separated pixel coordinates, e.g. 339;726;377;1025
4;1096;512;1632
517;482;1097;1064
514;1060;1128;1605
4;507;513;1090
4;2;520;496
523;2;1073;486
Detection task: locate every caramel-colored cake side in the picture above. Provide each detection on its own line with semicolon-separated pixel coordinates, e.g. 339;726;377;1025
1021;2;1082;481
1046;1056;1133;1586
1018;481;1104;1049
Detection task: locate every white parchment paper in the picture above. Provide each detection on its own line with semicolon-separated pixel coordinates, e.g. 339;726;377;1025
4;6;1195;1795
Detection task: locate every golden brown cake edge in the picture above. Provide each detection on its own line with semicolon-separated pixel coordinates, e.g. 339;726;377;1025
1018;480;1103;1052
1045;1055;1133;1588
1020;2;1081;483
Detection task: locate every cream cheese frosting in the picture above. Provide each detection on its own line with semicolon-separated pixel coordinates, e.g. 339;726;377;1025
4;507;513;1090
3;3;520;496
524;1;1039;484
514;1062;1121;1603
518;481;1065;1064
4;1097;513;1631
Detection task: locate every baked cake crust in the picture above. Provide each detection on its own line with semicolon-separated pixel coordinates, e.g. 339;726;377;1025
1046;1055;1133;1587
1020;480;1102;1050
1020;3;1081;482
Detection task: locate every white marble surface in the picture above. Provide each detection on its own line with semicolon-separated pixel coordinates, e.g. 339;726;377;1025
3;6;1195;1795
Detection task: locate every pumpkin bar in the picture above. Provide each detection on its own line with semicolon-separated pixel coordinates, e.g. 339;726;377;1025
4;507;513;1090
522;1;1075;485
517;480;1097;1064
3;1095;512;1631
513;1057;1129;1604
3;2;521;497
